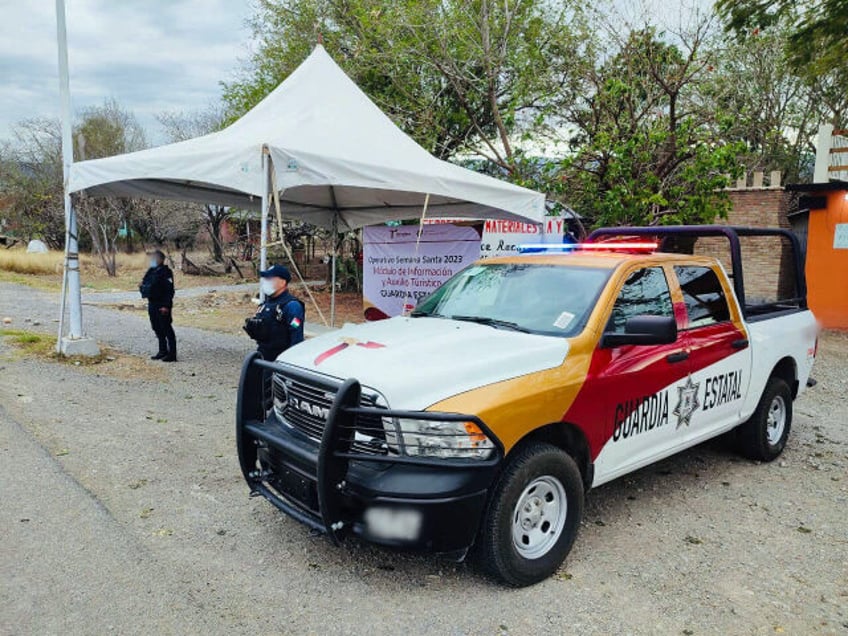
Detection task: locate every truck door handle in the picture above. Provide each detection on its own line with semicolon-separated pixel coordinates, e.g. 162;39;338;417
731;338;749;350
666;351;689;364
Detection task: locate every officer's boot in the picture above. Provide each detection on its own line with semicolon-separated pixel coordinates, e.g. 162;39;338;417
162;332;177;362
151;335;167;360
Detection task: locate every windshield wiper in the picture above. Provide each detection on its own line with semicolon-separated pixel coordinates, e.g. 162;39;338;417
449;315;531;333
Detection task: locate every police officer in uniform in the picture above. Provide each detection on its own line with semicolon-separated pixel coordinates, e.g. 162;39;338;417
139;249;177;361
244;264;305;360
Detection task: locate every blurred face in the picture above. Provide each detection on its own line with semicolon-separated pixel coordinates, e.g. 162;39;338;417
261;276;287;297
148;253;163;268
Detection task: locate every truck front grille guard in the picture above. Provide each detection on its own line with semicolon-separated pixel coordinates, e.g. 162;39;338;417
236;353;503;544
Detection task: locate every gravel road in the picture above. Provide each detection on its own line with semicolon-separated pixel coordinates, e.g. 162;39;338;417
80;280;325;306
1;282;846;635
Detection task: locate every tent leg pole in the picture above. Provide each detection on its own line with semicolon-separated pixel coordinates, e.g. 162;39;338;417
259;149;270;301
330;212;338;328
401;193;430;316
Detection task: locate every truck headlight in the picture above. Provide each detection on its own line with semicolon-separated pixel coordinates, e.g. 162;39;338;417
387;418;495;460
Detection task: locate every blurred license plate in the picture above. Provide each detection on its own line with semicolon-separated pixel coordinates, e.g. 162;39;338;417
274;467;317;510
364;507;422;541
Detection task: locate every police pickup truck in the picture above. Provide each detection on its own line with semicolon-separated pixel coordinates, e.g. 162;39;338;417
236;225;818;586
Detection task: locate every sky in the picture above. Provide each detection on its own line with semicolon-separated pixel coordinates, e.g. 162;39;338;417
0;0;252;145
0;0;715;148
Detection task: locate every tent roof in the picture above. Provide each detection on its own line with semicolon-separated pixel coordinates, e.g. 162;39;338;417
69;46;545;230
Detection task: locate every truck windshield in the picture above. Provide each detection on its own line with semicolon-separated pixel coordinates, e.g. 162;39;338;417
412;263;610;337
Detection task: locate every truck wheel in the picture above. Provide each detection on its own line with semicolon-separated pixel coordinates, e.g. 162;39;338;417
478;442;583;587
737;377;792;462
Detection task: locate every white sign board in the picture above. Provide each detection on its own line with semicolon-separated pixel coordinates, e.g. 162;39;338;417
834;223;848;249
363;224;481;318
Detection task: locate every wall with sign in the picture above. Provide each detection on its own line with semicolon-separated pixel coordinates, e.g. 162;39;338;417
479;216;568;258
363;224;481;318
425;212;569;259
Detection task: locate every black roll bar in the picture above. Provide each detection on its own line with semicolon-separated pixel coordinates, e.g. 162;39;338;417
587;225;807;315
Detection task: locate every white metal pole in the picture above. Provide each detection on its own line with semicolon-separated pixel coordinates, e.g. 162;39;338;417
55;0;83;340
259;148;270;300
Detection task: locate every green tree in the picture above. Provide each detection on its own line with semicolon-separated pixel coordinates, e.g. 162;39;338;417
0;119;66;248
703;26;820;182
716;0;848;76
222;0;587;177
561;24;744;227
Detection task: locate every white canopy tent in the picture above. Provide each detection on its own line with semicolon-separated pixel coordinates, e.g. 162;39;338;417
69;45;545;324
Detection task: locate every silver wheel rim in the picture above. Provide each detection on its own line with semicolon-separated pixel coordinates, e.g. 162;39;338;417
766;395;787;445
512;475;567;560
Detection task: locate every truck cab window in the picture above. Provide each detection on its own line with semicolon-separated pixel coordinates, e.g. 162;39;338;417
674;266;730;328
607;267;673;333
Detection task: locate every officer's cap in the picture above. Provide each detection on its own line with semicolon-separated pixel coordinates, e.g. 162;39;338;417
259;264;292;281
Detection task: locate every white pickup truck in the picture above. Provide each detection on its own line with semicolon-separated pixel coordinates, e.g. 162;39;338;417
236;225;818;586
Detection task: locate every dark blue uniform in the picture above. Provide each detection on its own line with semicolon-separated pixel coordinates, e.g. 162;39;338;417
140;264;176;360
250;290;305;361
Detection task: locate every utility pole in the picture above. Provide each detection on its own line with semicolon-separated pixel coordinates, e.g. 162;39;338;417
55;0;99;356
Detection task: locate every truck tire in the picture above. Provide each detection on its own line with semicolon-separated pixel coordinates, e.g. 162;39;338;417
736;377;792;462
478;442;583;587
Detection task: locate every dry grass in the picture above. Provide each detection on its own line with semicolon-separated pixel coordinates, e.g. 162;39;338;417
0;248;247;292
0;328;167;381
0;250;65;274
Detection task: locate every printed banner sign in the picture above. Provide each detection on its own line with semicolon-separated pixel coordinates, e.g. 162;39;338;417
363;224;481;318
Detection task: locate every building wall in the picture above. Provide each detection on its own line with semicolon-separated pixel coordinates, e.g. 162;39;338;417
694;188;798;304
805;190;848;329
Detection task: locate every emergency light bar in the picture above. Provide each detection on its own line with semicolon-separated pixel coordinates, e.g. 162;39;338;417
517;242;658;254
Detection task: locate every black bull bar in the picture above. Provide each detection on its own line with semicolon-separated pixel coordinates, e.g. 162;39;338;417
236;352;503;546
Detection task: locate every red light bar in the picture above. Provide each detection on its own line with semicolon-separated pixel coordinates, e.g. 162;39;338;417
577;242;658;251
517;242;658;254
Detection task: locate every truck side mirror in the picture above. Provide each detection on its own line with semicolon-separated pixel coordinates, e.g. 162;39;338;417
601;315;677;348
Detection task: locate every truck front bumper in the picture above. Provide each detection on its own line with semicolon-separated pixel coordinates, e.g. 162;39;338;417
236;353;503;555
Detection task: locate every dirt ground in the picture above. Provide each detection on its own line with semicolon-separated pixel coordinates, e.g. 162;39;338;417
103;287;366;335
0;281;846;635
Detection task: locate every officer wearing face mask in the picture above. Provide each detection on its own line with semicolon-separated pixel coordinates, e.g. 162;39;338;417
243;264;305;361
139;249;177;361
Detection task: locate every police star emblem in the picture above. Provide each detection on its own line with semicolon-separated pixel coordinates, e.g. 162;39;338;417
673;375;701;429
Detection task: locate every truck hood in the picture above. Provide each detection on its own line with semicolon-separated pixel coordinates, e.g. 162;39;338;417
277;316;570;411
